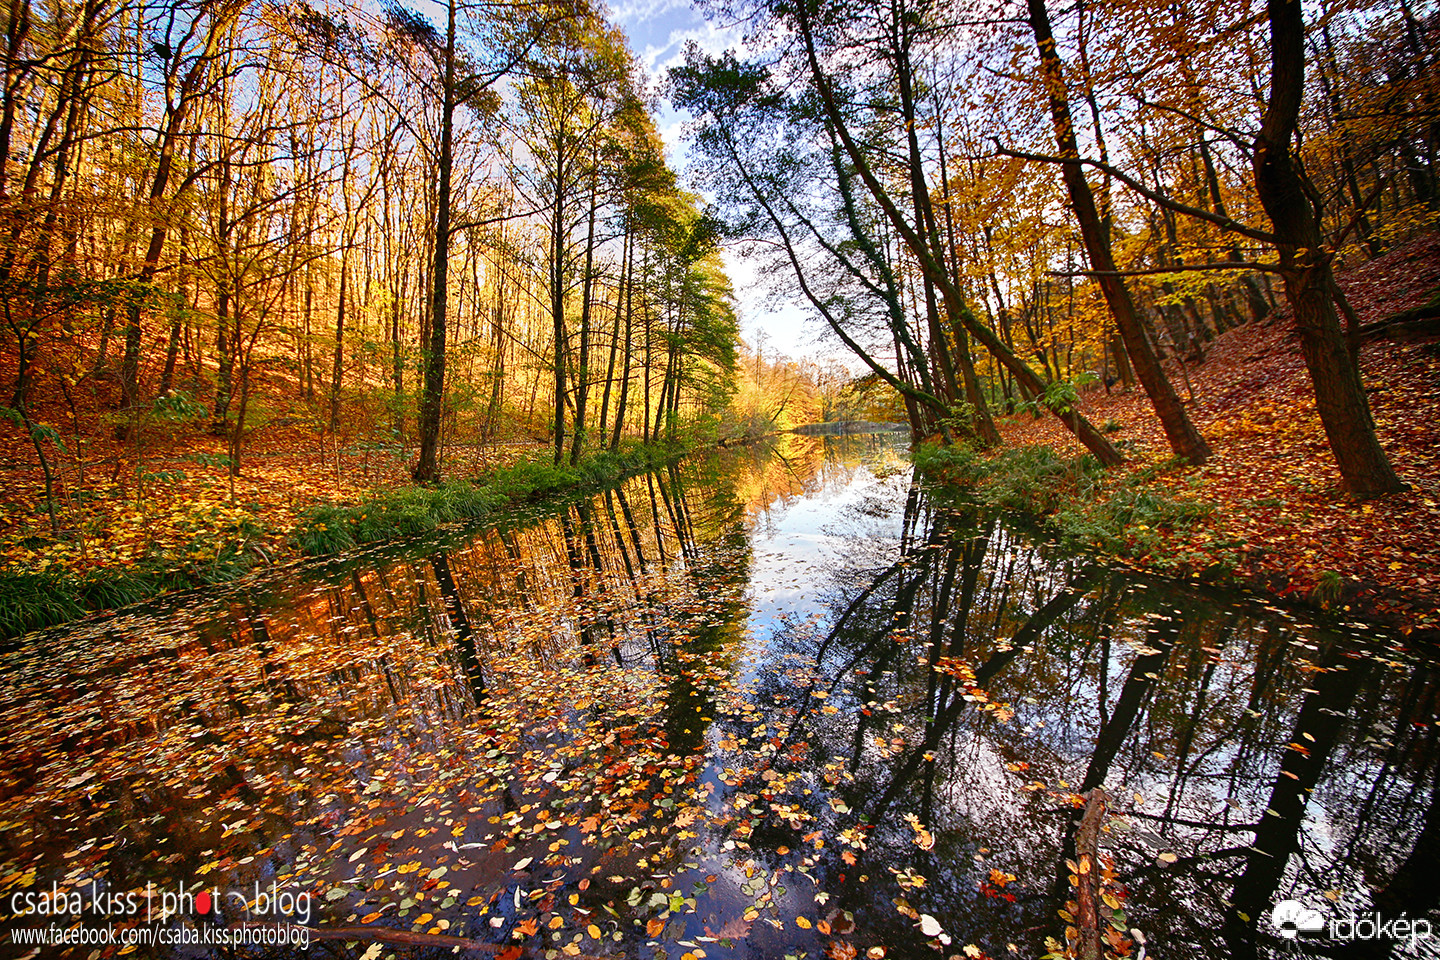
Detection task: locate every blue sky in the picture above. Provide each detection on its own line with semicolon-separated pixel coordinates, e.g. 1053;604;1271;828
607;0;835;365
608;0;739;81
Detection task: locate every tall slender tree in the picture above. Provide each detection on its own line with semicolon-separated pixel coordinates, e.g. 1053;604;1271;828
1025;0;1210;464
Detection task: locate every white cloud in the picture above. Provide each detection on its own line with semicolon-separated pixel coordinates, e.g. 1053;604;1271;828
607;0;690;26
656;115;688;158
640;19;746;79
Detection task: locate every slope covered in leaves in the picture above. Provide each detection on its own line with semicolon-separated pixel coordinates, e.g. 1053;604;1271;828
993;233;1440;633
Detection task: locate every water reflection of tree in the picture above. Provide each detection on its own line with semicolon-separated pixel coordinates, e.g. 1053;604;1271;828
7;440;1438;959
751;484;1440;959
0;448;763;953
722;432;908;526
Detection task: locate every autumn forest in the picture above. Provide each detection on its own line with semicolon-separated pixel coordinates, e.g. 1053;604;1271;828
1;0;1439;955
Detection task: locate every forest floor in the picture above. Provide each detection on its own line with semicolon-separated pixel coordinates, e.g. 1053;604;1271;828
0;340;557;636
993;232;1440;635
0;404;540;585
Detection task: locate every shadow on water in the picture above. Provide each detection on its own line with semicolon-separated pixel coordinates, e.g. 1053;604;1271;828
0;433;1436;959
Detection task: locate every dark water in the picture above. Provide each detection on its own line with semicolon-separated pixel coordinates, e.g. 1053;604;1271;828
0;435;1436;959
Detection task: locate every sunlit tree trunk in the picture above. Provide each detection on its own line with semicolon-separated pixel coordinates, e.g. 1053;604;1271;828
598;227;629;446
330;254;348;432
413;0;457;483
1026;0;1210;465
569;168;598;465
550;166;568;464
611;240;639;449
934;122;999;444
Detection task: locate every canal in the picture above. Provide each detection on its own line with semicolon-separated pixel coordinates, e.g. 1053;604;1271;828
0;434;1434;958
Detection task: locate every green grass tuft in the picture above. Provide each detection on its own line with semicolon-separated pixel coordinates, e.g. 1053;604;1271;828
290;440;687;558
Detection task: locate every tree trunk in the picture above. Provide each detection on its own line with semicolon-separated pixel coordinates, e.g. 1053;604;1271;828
641;291;653;444
117;14;225;422
413;0;457;484
485;263;505;441
303;281;314;399
892;23;961;417
391;273;404;431
610;242;637;450
1252;0;1404;498
329;252;347;433
1027;0;1210;465
598;228;629;446
550;148;568;464
934;124;1000;444
569;181;598;466
212;283;233;428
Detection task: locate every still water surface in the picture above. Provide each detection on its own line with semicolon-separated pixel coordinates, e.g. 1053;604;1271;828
0;435;1435;959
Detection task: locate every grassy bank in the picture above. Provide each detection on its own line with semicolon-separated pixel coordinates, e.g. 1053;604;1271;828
913;435;1440;639
0;543;257;641
948;237;1440;637
913;441;1236;578
0;440;689;640
291;440;687;555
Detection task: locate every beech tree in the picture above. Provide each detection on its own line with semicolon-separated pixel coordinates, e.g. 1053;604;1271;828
1002;0;1409;496
506;4;630;465
117;0;242;428
377;0;520;483
1025;0;1211;465
672;49;956;440
677;0;1412;494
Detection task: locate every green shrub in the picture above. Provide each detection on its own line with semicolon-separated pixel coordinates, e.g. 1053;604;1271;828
78;568;162;608
973;446;1103;515
916;440;1219;568
1050;486;1211;556
911;440;981;481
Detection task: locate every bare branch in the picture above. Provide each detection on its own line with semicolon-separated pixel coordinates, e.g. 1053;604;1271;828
992;142;1280;245
1051;260;1286;278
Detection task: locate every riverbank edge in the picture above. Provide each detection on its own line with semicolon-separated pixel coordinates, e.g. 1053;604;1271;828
912;441;1439;642
0;438;694;640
